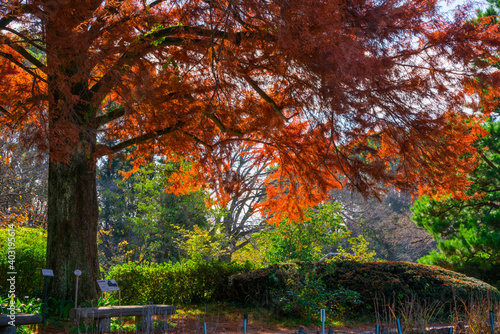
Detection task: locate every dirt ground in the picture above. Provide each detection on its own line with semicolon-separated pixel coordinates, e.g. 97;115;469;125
29;311;458;334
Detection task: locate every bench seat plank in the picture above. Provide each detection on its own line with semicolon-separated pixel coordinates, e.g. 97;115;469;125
0;314;42;326
69;305;175;320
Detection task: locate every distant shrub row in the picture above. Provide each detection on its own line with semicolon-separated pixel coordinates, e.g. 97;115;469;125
107;260;254;305
317;261;499;304
227;261;500;316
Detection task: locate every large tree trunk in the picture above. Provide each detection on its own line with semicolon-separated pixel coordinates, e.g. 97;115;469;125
47;151;100;302
45;8;101;302
46;150;100;302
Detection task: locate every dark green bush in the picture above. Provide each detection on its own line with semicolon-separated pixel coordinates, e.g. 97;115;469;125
228;261;500;316
0;227;46;298
106;260;254;305
227;263;362;319
317;261;499;305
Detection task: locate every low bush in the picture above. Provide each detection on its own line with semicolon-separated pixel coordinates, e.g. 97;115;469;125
0;227;46;298
317;261;499;305
227;263;362;319
228;261;500;318
106;260;254;305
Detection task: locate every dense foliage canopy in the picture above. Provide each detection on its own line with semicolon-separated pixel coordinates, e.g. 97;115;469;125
1;0;499;299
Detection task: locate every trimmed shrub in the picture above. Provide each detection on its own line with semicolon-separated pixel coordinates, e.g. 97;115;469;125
227;263;362;318
317;261;499;305
106;260;254;305
228;261;500;316
0;227;46;298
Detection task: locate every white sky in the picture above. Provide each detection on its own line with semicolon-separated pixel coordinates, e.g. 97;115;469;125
441;0;490;13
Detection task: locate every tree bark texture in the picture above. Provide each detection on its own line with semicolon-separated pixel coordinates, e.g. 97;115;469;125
47;151;100;302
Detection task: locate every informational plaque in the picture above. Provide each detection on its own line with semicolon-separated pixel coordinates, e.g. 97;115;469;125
41;269;54;277
97;279;120;292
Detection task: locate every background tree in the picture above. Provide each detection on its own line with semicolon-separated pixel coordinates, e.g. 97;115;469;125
209;144;269;262
262;202;349;264
98;158;208;267
0;133;47;227
331;188;436;262
412;116;500;287
0;0;492;300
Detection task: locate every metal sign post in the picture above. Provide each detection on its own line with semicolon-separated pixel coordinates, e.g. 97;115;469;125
491;310;495;334
74;270;82;309
96;279;121;329
321;309;326;334
41;269;54;324
97;279;121;305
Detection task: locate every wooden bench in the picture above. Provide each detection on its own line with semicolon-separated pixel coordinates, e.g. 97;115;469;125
0;313;42;334
69;305;176;333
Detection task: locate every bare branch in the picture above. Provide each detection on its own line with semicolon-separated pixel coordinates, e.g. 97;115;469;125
0;5;35;30
479;150;498;171
143;25;276;45
149;0;166;7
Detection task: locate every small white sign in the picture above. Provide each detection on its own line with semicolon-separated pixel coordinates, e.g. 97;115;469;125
41;269;54;277
97;279;120;292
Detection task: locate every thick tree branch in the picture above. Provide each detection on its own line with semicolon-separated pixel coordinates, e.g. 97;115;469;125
0;51;46;82
207;113;243;137
3;37;47;73
96;122;183;156
144;25;276;45
149;0;167;7
0;5;34;30
90;37;206;97
96;106;126;127
91;24;275;99
479;151;498;171
240;72;292;122
181;131;214;151
2;27;46;52
0;105;10;116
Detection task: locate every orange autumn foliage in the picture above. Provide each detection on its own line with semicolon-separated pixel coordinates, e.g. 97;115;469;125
0;1;498;225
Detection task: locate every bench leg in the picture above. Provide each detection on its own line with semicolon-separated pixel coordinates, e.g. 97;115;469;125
135;315;153;333
0;326;15;334
97;318;111;333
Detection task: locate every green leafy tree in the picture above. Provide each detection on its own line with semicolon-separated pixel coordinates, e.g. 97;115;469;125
98;159;209;267
412;117;500;286
175;224;229;262
264;202;349;263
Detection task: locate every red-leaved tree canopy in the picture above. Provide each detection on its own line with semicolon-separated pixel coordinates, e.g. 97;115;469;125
0;0;497;300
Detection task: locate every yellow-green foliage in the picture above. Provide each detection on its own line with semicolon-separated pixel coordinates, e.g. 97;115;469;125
0;227;46;298
334;235;376;263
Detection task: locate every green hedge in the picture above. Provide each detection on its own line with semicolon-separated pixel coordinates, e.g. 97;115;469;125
106;260;254;305
0;227;46;298
228;261;500;313
318;261;499;304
